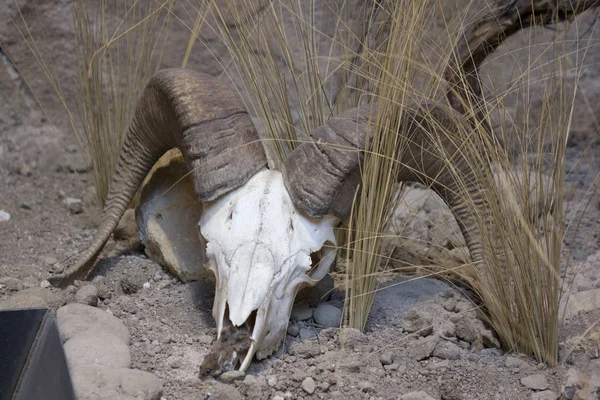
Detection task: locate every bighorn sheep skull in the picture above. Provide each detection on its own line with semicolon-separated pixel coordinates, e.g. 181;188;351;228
200;168;336;368
50;68;491;373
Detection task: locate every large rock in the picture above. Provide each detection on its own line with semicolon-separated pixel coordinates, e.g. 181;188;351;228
56;303;131;345
70;365;162;400
136;150;208;282
0;287;65;310
64;332;131;368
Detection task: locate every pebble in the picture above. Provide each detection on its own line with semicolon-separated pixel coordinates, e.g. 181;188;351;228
63;197;83;214
379;352;394;366
403;310;433;337
39;280;51;288
70;365;162;400
432;341;462;360
531;390;558;400
0;277;23;291
287;324;300;337
384;363;401;372
408;336;438;361
220;371;245;383
56;303;131;345
454;318;478;343
441;321;456;338
443;298;457;312
64;332;131;368
520;374;549;391
142;282;151;290
302;377;316;394
0;210;10;222
290;304;313;321
313;303;342;327
299;326;317;340
75;285;99;306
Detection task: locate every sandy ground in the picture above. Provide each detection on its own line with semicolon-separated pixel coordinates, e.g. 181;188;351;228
1;1;600;399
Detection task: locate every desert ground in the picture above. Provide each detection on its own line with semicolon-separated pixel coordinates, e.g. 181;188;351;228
1;1;599;399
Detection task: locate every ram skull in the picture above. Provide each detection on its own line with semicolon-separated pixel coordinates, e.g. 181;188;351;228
49;68;493;373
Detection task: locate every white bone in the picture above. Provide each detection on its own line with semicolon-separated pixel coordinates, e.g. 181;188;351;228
199;168;337;364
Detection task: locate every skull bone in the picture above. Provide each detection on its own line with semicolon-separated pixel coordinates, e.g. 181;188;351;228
198;168;337;367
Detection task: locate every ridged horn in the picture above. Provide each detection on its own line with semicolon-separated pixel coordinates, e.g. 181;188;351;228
49;68;267;288
283;102;489;265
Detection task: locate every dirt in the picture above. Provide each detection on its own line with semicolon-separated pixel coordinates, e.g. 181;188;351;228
1;1;600;400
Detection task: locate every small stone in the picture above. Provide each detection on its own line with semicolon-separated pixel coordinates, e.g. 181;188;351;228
403;310;433;337
287;324;300;337
267;376;278;387
358;381;375;393
441;321;456;338
0;210;10;222
142;282;151;290
384;363;400;372
443;298;457;312
432;341;462;360
75;285;99;306
63;198;83;214
273;396;284;400
220;371;245;383
521;374;549;391
302;377;316;394
299;327;317;340
428;360;450;370
531;390;558;400
0;277;23;291
313;303;342;327
408;336;438;361
400;391;437;400
455;318;477;343
64;332;131;368
379;352;394;366
290;304;313;321
40;280;51;288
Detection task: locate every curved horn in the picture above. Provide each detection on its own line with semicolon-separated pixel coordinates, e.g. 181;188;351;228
284;102;488;265
50;68;267;288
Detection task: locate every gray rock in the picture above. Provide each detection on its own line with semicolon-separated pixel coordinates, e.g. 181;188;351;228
70;365;162;400
313;303;342;327
57;303;131;345
287;324;300;337
290;304;313;321
403;310;433;337
408;336;438;361
0;210;10;222
531;390;558;400
302;377;316;394
298;274;334;307
399;391;437;400
441;321;456;338
63;197;83;214
299;326;317;340
454;318;477;343
432;341;462;360
64;332;131;368
0;277;23;291
521;374;549;391
443;298;457;312
220;371;245;383
379;352;394;366
39;280;51;288
75;285;99;306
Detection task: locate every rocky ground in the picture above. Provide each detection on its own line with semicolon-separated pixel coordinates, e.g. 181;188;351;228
1;1;600;399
